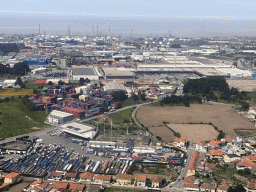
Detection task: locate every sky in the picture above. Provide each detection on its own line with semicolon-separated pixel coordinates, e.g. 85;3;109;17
1;0;256;37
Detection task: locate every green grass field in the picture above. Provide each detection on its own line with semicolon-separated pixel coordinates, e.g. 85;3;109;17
108;107;135;127
0;98;49;138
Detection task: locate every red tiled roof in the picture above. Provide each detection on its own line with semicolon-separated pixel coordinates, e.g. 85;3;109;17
174;136;188;143
188;151;200;171
64;172;77;178
80;172;94;179
246;155;256;161
116;174;133;181
69;183;85;191
151;176;163;183
248;182;256;190
4;172;20;179
209;149;224;156
224;138;232;142
30;179;42;186
184;176;195;184
95;175;112;181
51;171;63;177
208;140;222;146
137;175;146;182
218;183;229;190
237;159;256;169
201;183;215;190
52;182;69;189
196;141;204;146
205;163;217;170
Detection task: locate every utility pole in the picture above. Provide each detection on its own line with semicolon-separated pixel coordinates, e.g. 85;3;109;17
169;30;171;38
131;28;133;40
92;26;94;37
108;26;110;36
97;25;98;37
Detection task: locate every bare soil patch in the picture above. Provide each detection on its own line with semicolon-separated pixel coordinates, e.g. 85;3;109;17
167;124;218;142
137;103;255;140
149;125;174;142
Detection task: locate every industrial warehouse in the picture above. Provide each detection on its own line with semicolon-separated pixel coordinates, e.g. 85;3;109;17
59;122;98;140
71;66;102;80
47;110;74;124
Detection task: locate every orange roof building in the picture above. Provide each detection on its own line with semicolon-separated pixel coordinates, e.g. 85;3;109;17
208;140;222;147
209;149;225;159
217;183;229;191
52;182;69;190
187;151;200;176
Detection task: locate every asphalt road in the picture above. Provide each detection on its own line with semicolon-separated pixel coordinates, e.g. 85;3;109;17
162;144;196;192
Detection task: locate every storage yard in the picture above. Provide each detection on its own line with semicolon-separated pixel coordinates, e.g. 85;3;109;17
137;104;256;139
167;124;219;142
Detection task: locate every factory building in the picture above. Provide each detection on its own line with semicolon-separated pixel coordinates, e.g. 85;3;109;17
103;67;135;79
103;83;127;92
71;67;101;81
193;68;229;78
59;122;97;140
2;79;17;88
47;110;74;124
31;67;47;74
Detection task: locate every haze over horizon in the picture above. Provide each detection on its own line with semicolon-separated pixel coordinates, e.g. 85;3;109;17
1;0;256;37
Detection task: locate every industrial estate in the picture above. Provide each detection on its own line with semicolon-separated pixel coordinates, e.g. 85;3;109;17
2;20;256;192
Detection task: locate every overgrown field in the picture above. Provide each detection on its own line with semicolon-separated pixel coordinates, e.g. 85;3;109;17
137;103;255;140
0;89;33;96
0;98;49;138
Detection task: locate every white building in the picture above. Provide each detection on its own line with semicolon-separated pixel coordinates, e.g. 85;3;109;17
71;66;101;81
47;110;74;124
60;122;97;140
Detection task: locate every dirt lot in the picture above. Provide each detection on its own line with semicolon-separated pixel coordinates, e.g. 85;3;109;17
7;182;31;192
227;79;256;92
137;103;255;140
149;125;174;142
167;124;218;142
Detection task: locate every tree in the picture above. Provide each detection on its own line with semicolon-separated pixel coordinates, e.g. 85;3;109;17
58;80;65;85
33;89;39;95
140;93;146;100
184;101;190;107
16;77;23;86
115;102;122;109
48;81;53;85
156;136;162;141
20;83;25;88
79;78;85;85
112;90;127;102
132;94;139;101
241;101;249;111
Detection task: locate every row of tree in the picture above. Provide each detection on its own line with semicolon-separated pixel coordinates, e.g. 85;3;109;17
183;77;249;110
160;94;202;107
0;62;30;76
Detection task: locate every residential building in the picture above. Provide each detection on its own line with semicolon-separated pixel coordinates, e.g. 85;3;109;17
247;181;256;192
200;183;216;192
174;136;188;148
207;140;222;148
187;151;200;176
4;172;20;184
223;154;240;163
94;175;112;184
183;183;199;191
137;175;147;187
63;172;78;182
151;176;163;188
209;149;225;160
50;171;63;181
69;183;86;192
217;183;229;192
52;182;69;191
79;172;94;182
236;159;256;170
195;141;207;153
116;174;133;185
